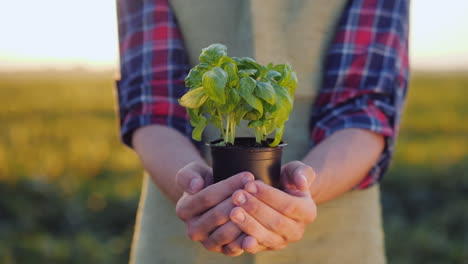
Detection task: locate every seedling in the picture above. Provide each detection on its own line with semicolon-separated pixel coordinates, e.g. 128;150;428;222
179;43;297;147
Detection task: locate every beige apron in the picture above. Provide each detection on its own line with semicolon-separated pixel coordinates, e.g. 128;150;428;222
130;1;386;263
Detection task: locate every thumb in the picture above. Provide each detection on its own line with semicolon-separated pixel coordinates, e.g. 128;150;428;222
176;162;213;194
281;161;315;196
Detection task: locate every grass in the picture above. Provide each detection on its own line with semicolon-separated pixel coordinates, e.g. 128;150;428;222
382;72;468;263
0;70;141;193
0;70;467;263
0;70;141;263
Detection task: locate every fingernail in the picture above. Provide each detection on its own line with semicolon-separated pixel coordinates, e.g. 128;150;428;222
233;210;245;222
235;192;246;205
189;178;202;193
245;182;257;194
297;173;308;190
241;173;254;184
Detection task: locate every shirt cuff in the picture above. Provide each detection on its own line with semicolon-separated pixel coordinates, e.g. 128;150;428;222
119;101;192;148
310;94;395;189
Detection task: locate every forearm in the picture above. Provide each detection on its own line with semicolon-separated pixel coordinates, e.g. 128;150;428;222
132;125;206;203
117;0;195;198
304;128;385;205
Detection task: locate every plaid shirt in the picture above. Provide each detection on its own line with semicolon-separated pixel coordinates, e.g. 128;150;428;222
116;0;409;189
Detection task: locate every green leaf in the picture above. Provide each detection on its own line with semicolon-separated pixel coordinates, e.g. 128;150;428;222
284;72;298;96
239;77;263;115
200;99;214;114
234;104;249;124
255;80;276;105
272;83;293;108
184;44;299;145
244;109;262;120
273;64;285;73
187;108;200;127
178;87;208;109
192;115;207;141
244;96;263;116
223;63;239;87
269;126;284;147
248;120;264;128
202;67;228;104
185;63;210;88
187;109;208;141
233;57;264;76
239;77;256;98
232;57;244;65
229;88;241;105
209;114;223;130
238;69;257;78
271;83;293;124
265;70;281;81
263;101;276;113
263;119;276;135
218;55;236;66
199;43;227;65
279;64;292;83
278;64;298;95
240;57;263;70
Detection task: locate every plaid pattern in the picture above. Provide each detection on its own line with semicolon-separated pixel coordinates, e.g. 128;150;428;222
116;0;191;146
310;0;409;188
116;0;409;189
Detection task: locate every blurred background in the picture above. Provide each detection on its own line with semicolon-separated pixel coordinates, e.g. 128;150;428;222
0;0;467;263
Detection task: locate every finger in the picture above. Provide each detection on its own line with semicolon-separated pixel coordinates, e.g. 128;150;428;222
242;236;268;254
232;190;302;242
202;221;242;253
176;172;254;221
230;207;284;249
176;162;213;194
222;233;247;256
243;180;316;223
281;161;315;196
187;198;234;241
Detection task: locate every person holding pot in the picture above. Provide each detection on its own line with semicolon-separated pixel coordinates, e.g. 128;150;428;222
115;0;409;263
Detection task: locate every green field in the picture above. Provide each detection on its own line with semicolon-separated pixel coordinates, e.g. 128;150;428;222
0;70;467;263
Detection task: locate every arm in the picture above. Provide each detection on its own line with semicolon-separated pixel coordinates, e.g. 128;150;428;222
132;125;205;202
227;0;410;253
116;0;201;202
116;0;247;255
306;0;410;203
228;129;384;252
305;128;384;204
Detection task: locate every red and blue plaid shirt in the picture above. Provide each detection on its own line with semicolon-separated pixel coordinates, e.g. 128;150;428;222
116;0;409;189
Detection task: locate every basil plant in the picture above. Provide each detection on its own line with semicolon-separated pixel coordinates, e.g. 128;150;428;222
178;44;297;147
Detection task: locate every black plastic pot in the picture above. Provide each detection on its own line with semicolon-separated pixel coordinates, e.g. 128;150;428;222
209;138;286;187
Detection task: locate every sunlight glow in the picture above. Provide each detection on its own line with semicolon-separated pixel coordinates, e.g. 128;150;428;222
0;0;118;70
0;0;467;71
410;0;468;70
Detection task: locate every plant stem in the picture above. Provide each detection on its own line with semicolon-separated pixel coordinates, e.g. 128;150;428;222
228;113;235;145
231;114;236;144
225;113;230;144
255;128;262;144
217;107;226;141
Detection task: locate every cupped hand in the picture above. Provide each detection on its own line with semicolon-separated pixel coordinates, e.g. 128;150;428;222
227;161;317;253
175;162;254;256
175;162;213;195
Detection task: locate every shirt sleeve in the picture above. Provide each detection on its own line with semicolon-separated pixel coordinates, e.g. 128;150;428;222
115;0;192;148
310;0;410;189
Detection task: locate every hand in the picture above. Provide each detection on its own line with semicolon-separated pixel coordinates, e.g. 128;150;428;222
227;161;317;253
175;161;213;195
175;162;254;256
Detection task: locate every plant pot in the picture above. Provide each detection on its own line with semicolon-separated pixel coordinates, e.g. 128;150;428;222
209;137;286;187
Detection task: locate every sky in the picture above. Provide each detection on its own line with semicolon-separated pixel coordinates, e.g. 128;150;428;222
0;0;467;71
